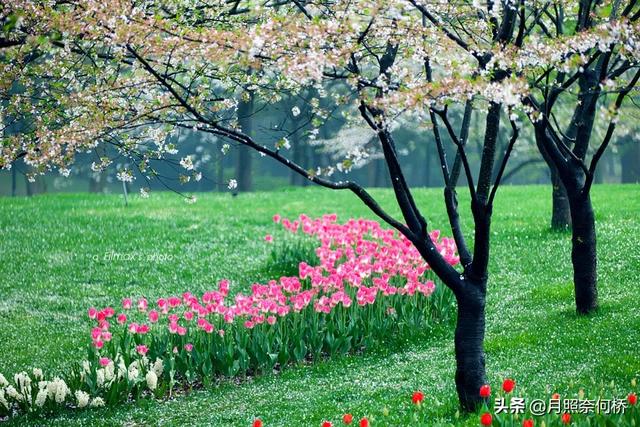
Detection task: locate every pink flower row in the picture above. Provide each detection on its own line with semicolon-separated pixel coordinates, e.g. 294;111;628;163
87;214;459;349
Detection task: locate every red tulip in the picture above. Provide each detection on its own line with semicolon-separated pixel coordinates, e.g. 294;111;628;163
342;414;353;425
253;420;263;427
359;417;369;427
561;413;571;425
522;419;534;427
502;378;515;393
480;412;492;426
322;422;333;427
412;390;424;405
629;393;638;406
552;393;560;400
479;384;491;398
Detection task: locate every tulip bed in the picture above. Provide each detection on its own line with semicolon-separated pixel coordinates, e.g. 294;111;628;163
0;214;458;419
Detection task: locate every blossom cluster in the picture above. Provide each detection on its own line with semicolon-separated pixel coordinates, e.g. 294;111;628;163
85;214;457;387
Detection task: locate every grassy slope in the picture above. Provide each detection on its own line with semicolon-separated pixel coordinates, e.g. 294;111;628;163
0;185;638;426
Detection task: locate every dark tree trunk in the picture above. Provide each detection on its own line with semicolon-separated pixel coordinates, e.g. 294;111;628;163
551;169;572;230
568;194;598;314
454;284;487;412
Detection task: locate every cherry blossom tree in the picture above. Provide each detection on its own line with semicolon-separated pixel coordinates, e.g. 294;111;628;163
519;0;639;314
1;0;638;411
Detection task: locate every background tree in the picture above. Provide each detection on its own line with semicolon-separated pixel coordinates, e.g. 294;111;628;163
521;0;640;313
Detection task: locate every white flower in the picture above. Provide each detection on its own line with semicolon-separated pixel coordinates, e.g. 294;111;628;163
15;372;31;401
180;156;194;171
276;137;291;150
291;106;301;117
194;171;202;182
152;359;164;377
145;371;158;391
0;373;8;387
5;386;20;401
105;362;115;382
52;378;68;403
59;168;70;177
116;169;134;183
127;364;139;382
96;369;105;388
221;144;230;155
35;389;47;407
75;390;90;408
227;179;238;190
139;187;150;198
32;368;43;380
90;397;105;407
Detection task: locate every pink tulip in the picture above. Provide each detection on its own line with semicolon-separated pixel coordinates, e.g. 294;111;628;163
136;345;148;355
148;310;159;323
99;357;111;367
88;307;98;319
184;343;193;352
122;298;132;310
117;313;127;324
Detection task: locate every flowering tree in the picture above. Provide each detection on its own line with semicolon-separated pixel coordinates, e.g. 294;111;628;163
1;0;638;411
522;1;640;314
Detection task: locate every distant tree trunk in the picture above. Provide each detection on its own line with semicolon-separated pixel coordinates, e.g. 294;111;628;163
367;161;377;187
89;173;106;193
24;176;33;196
551;169;571;230
535;124;572;230
236;92;254;192
568;193;598;314
216;140;225;192
290;130;306;186
620;142;640;183
11;166;17;197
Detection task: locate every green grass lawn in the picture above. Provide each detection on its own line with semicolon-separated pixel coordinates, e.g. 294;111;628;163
0;185;639;426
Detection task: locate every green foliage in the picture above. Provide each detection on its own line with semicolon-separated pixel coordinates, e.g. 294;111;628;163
0;185;638;426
